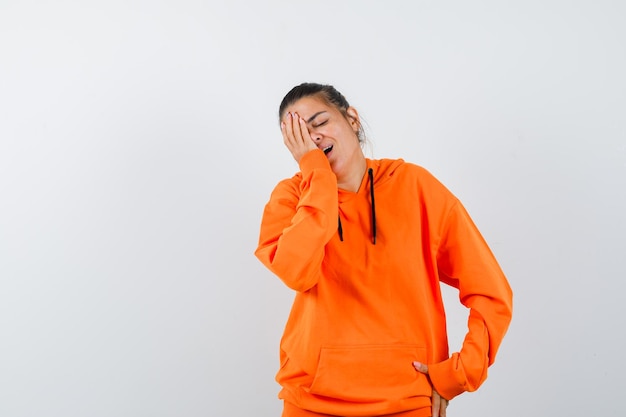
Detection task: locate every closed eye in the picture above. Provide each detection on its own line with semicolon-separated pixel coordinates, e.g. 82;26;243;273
312;120;328;128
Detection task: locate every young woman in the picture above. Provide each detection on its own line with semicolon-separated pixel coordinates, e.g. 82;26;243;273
255;83;513;417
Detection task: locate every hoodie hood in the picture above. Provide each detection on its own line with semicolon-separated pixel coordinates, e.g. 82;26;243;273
337;158;406;202
336;158;406;244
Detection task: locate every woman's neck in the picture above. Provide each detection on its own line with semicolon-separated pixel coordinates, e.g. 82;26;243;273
337;156;367;193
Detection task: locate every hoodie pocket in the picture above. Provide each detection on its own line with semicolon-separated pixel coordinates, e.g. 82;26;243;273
308;345;430;402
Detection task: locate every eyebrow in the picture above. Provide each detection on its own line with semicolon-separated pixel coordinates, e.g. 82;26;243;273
307;111;327;124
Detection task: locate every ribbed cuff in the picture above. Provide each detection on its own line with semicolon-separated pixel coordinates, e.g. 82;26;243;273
299;149;332;176
427;353;467;401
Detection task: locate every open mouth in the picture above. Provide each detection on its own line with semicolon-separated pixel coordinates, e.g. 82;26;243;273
323;145;333;155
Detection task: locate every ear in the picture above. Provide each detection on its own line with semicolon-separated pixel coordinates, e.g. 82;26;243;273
346;106;361;133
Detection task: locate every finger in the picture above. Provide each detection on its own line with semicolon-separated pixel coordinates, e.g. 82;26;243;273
280;121;291;150
440;397;448;417
291;112;306;145
282;113;303;158
412;361;429;374
281;113;312;163
298;116;312;141
282;112;296;147
298;116;316;151
281;116;292;143
432;389;441;417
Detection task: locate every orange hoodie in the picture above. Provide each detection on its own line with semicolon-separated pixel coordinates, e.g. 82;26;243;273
255;150;512;416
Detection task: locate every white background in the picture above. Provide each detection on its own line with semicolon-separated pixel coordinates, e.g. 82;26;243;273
1;1;625;416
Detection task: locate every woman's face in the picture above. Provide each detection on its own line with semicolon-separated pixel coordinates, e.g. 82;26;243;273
282;95;362;177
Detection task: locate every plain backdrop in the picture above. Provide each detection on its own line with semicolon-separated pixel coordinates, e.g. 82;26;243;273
1;1;625;416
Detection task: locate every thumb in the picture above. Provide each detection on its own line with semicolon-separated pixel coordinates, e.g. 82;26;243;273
413;361;429;374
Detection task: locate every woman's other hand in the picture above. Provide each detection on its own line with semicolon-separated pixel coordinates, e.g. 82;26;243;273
281;112;318;163
413;361;449;417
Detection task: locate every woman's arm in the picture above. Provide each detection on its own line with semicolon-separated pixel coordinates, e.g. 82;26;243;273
255;150;338;292
255;113;338;292
428;201;513;400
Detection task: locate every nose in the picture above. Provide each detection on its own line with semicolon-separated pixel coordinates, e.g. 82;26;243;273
310;131;322;142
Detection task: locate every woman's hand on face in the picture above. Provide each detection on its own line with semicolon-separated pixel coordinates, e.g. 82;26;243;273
413;361;449;417
281;112;318;163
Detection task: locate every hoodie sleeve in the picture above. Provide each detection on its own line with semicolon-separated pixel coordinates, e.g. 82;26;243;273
427;201;513;400
255;149;338;292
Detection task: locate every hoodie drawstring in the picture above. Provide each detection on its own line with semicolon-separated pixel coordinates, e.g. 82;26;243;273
338;216;344;242
368;168;377;245
337;168;377;244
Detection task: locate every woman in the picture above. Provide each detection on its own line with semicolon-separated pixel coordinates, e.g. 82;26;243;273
255;83;513;417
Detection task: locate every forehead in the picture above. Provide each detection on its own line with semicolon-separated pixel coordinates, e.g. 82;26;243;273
284;96;334;118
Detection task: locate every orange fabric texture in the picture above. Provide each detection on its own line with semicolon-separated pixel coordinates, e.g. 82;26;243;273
255;150;513;416
282;400;431;417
